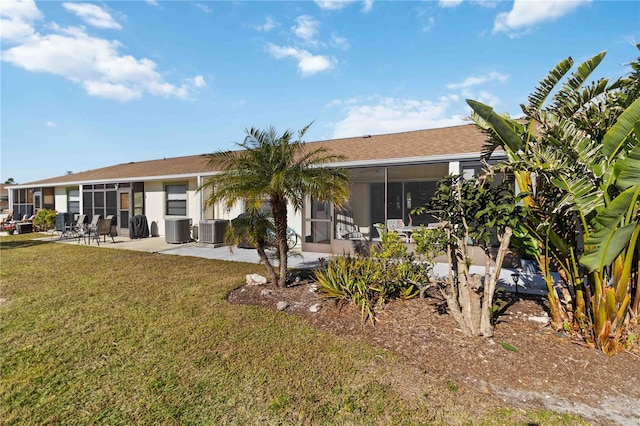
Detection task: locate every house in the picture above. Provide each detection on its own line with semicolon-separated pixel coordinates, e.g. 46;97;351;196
6;124;502;253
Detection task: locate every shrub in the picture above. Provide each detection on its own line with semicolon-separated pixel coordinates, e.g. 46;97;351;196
34;209;57;230
316;234;436;325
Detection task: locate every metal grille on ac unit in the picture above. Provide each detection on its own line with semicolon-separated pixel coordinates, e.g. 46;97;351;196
165;218;192;244
198;220;228;244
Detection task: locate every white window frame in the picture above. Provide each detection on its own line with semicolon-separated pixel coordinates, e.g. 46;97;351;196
165;183;188;216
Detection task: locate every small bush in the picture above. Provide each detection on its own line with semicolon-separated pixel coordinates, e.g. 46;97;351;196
411;226;447;263
34;209;57;230
315;234;435;325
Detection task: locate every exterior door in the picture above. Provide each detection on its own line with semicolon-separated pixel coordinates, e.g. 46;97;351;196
302;197;333;253
117;188;131;238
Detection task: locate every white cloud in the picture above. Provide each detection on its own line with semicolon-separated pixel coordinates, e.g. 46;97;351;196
292;15;320;44
327;96;467;138
267;43;334;76
315;0;373;13
189;75;207;88
194;3;213;14
439;0;463;8
444;72;506;110
0;0;42;42
84;81;141;101
493;0;590;35
422;17;435;32
446;71;508;90
1;3;206;102
361;0;373;13
46;121;57;127
330;33;349;50
62;2;122;30
255;16;278;32
471;0;498;8
315;0;353;11
474;90;501;107
145;0;159;6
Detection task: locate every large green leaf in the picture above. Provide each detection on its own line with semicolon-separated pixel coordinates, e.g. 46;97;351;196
467;100;524;153
523;56;574;114
614;141;640;190
551;52;606;113
551;175;603;216
602;97;640;159
580;186;640;272
613;122;640;189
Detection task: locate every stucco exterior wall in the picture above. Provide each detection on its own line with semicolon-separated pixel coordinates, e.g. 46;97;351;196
143;181;166;236
54;187;69;213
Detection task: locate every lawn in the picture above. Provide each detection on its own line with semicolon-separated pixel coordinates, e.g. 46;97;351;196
1;234;581;425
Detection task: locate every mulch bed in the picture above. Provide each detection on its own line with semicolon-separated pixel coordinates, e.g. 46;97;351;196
229;276;640;425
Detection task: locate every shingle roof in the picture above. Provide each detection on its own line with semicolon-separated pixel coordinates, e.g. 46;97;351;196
22;124;489;186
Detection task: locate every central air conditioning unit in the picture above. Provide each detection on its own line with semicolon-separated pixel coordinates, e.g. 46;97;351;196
198;219;229;244
165;218;192;244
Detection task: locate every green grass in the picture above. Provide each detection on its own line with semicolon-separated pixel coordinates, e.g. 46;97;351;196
0;234;585;425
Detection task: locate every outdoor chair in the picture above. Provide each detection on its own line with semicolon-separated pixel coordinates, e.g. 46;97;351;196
385;219;410;243
335;210;366;240
358;226;371;240
1;209;14;226
77;214;100;244
72;214;87;237
372;223;385;241
95;216;116;244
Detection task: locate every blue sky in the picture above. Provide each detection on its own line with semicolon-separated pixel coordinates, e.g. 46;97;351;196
1;0;639;184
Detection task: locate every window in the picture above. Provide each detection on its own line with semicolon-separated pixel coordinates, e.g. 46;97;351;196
68;189;80;214
12;188;36;218
166;184;187;216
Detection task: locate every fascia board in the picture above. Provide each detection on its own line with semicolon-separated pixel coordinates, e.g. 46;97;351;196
327;152;504;169
10;172;222;189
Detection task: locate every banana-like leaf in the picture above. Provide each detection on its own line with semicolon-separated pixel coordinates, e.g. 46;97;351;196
551;175;603;216
551;52;607;113
546;225;570;257
524;56;574;113
602;97;640;159
614;128;640;190
580;186;640;272
614;294;631;331
467;100;524;153
605;287;617;320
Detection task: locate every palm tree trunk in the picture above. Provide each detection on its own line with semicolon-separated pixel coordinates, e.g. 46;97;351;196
271;196;289;288
256;246;278;285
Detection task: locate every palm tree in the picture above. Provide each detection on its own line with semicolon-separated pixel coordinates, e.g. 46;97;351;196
199;123;349;287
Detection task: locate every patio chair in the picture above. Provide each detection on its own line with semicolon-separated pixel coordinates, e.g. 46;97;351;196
385;219;410;243
77;214;100;244
95;216;116;244
372;223;385;241
335;210;365;240
1;209;14;226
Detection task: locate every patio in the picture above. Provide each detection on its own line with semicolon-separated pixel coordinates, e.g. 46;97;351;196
43;232;549;296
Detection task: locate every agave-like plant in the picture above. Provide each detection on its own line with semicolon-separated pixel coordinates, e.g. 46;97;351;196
468;48;640;355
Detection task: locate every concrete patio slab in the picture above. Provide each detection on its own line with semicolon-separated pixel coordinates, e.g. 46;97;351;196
41;232;550;294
